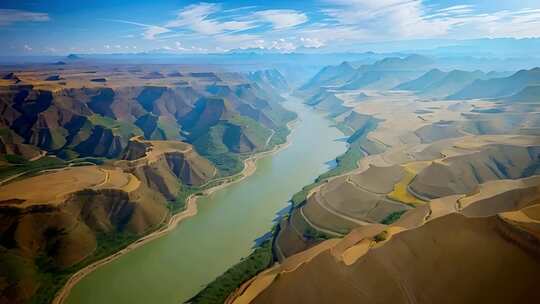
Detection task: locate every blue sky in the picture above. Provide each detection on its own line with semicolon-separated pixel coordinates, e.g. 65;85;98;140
2;0;540;55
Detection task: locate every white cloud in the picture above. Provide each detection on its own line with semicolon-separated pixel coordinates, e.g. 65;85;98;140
143;25;171;39
255;10;308;29
166;3;254;35
269;39;296;52
457;8;540;38
0;9;49;26
105;19;170;40
253;39;265;48
300;37;324;48
174;41;187;51
321;0;540;41
98;1;540;53
23;44;32;51
322;0;443;38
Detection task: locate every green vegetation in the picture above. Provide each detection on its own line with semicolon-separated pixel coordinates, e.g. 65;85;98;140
47;128;69;150
192;124;229;156
0;156;66;181
4;154;28;164
195;120;292;177
157;116;181;140
206;153;244;177
0;155;107;182
303;226;331;241
69;157;106;166
0;128;10;137
193;113;383;304
88;114;143;138
30;231;142;304
56;148;79;160
168;186;199;214
267;126;290;147
263;105;297;127
334;123;355;136
8;105;295;304
373;231;388;242
27;170;224;304
380;210;407;225
316;140;366;182
192;124;245;176
228;115;273;148
192;113;373;303
190;240;274;304
291;182;320;207
291;122;383;207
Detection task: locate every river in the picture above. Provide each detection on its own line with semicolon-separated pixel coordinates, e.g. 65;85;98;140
65;95;348;304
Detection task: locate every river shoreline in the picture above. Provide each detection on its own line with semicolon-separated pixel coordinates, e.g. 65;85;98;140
52;117;299;304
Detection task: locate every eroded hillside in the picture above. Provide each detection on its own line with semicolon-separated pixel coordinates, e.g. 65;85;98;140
0;64;295;304
225;59;540;304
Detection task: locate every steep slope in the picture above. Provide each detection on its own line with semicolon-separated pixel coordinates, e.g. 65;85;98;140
506;85;540;103
0;136;215;304
0;167;169;304
0;65;294;304
228;176;540;304
249;213;540;304
247;69;289;93
450;67;540;99
299;55;433;94
393;68;447;91
0;67;295;174
340;70;422;90
409;144;540;199
305;90;350;117
180;97;274;174
298;62;357;93
418;70;485;97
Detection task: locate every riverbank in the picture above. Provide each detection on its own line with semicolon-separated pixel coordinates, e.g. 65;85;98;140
60;97;348;304
52;118;298;304
191;105;385;303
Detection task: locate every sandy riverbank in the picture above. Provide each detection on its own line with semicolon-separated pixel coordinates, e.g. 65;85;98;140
52;118;298;304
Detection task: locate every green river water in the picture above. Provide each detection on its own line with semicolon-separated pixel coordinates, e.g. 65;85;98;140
65;95;348;304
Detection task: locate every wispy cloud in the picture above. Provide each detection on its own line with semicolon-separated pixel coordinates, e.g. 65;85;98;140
166;3;255;35
104;19;170;40
101;1;540;53
254;10;308;29
123;3;309;41
320;0;540;42
0;9;49;26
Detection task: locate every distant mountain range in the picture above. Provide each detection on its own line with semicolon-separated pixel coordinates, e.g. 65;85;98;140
449;67;540;100
299;55;540;106
391;67;540;100
299;55;435;94
395;69;487;97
